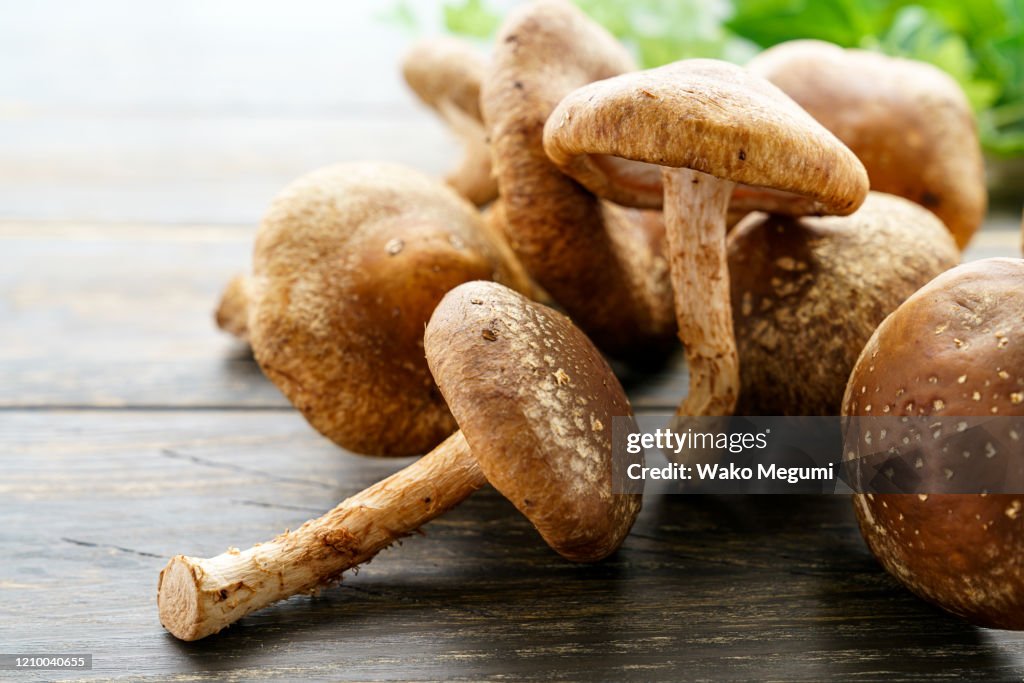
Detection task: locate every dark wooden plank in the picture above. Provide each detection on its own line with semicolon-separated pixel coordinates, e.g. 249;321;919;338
3;409;1024;681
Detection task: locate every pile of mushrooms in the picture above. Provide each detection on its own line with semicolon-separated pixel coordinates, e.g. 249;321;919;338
162;0;1011;639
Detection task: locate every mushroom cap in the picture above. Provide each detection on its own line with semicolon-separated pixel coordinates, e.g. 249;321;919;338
729;192;959;415
249;162;526;457
843;258;1024;629
543;58;869;216
480;0;676;359
402;37;497;206
425;280;641;562
748;40;987;249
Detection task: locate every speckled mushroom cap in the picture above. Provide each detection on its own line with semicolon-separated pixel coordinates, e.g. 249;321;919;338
730;192;959;415
425;281;641;562
249;162;529;457
543;59;869;216
843;258;1024;629
402;37;497;206
748;40;987;250
480;0;676;360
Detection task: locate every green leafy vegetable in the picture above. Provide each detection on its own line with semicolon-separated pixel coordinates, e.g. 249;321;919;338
573;0;758;65
726;0;895;48
726;0;1024;155
443;0;501;38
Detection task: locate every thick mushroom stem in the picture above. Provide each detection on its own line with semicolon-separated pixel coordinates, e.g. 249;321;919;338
663;167;738;417
436;100;497;207
157;431;485;641
214;275;251;341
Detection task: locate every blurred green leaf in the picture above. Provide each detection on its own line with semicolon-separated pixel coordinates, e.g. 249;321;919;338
982;28;1024;155
916;0;1010;38
880;6;1000;110
726;0;893;47
576;0;754;65
377;0;418;32
443;0;501;38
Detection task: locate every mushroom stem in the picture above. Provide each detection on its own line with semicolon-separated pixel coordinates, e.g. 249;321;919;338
436;99;498;207
214;274;251;341
157;431;485;641
662;167;739;417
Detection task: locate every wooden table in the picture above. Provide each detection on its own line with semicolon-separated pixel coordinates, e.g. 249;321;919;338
3;3;1024;680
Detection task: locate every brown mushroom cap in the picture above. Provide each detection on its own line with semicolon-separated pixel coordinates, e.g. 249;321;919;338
843;257;1024;629
730;192;959;415
748;40;987;249
426;280;641;562
402;37;497;206
543;54;868;417
543;58;869;216
249;162;528;457
481;0;676;361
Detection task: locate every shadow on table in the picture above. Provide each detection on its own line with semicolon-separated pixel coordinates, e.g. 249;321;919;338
163;493;1024;679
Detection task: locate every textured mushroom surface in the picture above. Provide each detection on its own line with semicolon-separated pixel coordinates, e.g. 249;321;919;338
249;162;528;457
543;58;869;216
730;193;960;415
749;40;986;250
426;281;641;562
843;258;1024;629
402;37;497;206
481;0;675;360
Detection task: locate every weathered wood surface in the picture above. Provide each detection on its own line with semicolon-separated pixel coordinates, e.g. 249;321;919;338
5;410;1024;682
1;222;1023;681
3;2;1024;678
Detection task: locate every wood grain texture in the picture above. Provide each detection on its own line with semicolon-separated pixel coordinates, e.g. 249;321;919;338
2;4;1023;674
1;223;1018;680
4;409;1024;681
